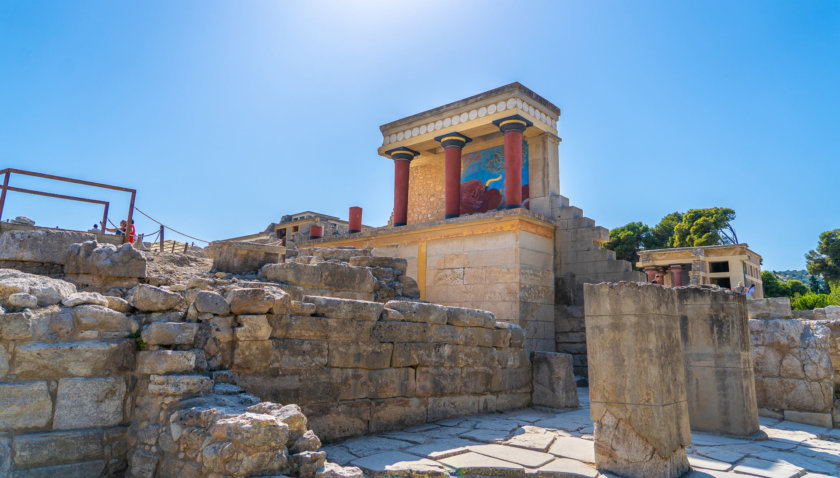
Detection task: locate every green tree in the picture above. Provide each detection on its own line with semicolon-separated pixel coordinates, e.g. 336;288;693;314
672;208;737;247
646;212;683;249
788;279;809;296
807;229;840;288
791;293;837;311
602;222;650;264
809;275;821;294
762;271;791;298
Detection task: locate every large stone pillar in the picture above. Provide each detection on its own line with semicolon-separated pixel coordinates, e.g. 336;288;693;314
385;147;419;227
584;282;691;478
676;286;759;435
492;114;533;209
434;132;471;219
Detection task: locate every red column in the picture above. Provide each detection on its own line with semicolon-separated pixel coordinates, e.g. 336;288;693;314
644;267;658;283
670;264;683;287
385;147;419;227
492;115;532;209
348;207;362;233
503;130;523;208
394;159;410;226
434;132;471;219
309;225;323;240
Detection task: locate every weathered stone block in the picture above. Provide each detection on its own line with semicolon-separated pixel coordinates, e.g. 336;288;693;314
224;288;273;315
0;229;92;264
261;261;322;288
320;262;377;292
128;284;184;312
446;306;496;328
8;292;37;308
0;381;52;430
0;310;33;340
73;304;138;335
330;368;415;400
305;295;383;321
530;351;578;409
492;328;511;348
677;286;759;436
193;290;229;315
61;291;109;307
584;282;690;478
328;342;393;369
235;315;272;340
371;320;429;343
141;322;198;345
272;315;328;339
136;350;196;375
13;340;134;379
348;256;408;275
369;397;427;433
383;300;447;324
211;240;284;274
747;297;793;319
307;400;371;441
415;367;462;397
324;318;375;342
428;324;465;345
9;460;107;478
148;374;212;396
271;339;328;370
427;395;481;421
0;269;76;307
53;377;126;429
0;344;8;379
234;340;273;371
12;429;103;467
65;241;146;286
290;300;316;316
463;326;494;347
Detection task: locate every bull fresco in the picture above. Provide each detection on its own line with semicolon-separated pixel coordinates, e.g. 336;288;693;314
459;140;529;214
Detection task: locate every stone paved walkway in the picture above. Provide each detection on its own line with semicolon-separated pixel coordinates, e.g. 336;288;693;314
323;389;840;477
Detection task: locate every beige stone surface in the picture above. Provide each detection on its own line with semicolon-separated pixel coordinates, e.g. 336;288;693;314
12;429;103;468
306;295;384;321
53;377;126;429
0;268;76;307
136;350;196;375
748;297;793;319
13;340;134;379
584;282;691;478
677;286;759;435
0;380;52;430
128;284;184;312
141;321;198;345
531;351;579;409
226;287;277;315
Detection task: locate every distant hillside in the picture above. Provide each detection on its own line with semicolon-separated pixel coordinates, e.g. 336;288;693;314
772;269;822;285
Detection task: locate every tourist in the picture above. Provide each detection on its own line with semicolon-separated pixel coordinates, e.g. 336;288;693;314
746;284;756;298
735;281;745;294
105;219;136;244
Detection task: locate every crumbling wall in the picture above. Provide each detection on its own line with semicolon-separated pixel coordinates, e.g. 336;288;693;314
0;229;95;276
0;271;137;476
230;295;530;441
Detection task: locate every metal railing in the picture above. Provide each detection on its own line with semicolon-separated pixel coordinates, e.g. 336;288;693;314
0;168;136;243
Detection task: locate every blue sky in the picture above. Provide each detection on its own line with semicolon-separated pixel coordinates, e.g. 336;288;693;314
1;0;837;271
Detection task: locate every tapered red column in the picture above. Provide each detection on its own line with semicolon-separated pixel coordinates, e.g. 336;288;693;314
348;207;362;233
434;132;471;219
670;264;683;287
492;114;532;209
385;147;419;227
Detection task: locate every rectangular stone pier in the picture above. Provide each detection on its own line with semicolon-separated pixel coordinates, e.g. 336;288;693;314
584;282;691;478
677;286;759;435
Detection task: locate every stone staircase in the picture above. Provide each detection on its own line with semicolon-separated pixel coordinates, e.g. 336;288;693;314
549;195;644;376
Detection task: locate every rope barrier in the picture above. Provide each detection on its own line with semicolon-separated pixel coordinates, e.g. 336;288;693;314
132;207;211;244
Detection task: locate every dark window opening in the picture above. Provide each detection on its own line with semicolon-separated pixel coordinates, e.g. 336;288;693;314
293;226;299;233
710;261;729;273
711;277;731;289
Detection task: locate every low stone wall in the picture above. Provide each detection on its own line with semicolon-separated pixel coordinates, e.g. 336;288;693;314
750;318;835;426
209;240;285;274
230;296;531;441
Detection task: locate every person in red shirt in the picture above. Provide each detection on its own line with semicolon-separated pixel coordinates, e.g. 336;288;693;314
105;220;135;244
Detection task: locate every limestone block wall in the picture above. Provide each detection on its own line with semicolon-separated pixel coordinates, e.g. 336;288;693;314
552;195;644;376
0;290;138;475
231;296;531;441
405;154;445;225
750;317;835;427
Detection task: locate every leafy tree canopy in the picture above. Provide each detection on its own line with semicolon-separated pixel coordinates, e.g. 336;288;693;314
762;271;791;298
603;207;737;262
806;229;840;284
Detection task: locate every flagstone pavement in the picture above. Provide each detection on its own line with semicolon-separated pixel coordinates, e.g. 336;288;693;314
323;389;840;477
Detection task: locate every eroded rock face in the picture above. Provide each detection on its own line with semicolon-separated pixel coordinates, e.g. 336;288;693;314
64;240;146;287
0;269;76;307
0;229;93;264
129;284;184;312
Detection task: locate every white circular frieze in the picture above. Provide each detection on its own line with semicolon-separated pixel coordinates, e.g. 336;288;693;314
419;125;427;135
412;127;419;136
404;129;411;139
517;99;523;108
427;122;434;132
459;112;468;122
507;98;516;109
478;106;487;117
397;132;404;141
497;101;506;111
452;115;460;125
435;120;443;130
443;118;451;127
390;134;397;143
469;109;477;120
488;104;496;114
